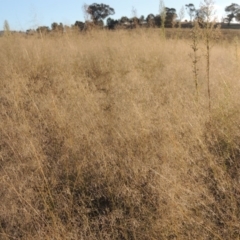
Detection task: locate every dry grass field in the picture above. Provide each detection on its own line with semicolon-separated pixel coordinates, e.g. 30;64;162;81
0;28;240;239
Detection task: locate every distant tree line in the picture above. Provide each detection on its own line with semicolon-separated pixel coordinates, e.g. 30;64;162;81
27;2;240;34
185;2;240;26
105;7;178;30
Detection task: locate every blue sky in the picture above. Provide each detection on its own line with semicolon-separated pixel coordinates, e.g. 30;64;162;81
0;0;232;31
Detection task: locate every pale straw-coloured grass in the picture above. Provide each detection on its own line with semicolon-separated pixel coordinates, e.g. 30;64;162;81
1;29;240;239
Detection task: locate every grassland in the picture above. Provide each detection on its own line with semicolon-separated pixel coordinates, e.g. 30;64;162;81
0;28;240;239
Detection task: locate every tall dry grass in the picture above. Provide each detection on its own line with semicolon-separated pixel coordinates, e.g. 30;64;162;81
1;29;240;239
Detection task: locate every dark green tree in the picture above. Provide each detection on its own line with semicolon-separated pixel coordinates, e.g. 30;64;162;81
107;18;117;29
185;3;196;22
87;3;115;23
225;3;240;25
154;15;162;27
119;16;130;26
51;22;63;32
36;26;50;34
146;14;155;27
51;22;58;30
165;8;177;27
140;15;145;22
139;15;146;26
131;16;140;27
185;3;214;28
74;21;85;30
